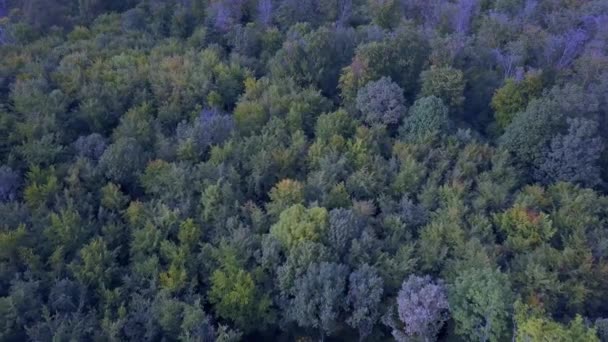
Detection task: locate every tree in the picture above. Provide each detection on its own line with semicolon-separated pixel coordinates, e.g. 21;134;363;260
270;25;356;96
392;275;449;342
73;133;107;161
494;204;555;252
356;77;406;126
176;108;234;160
515;301;599;342
1;1;607;340
208;256;272;332
491;73;543;130
270;204;329;249
449;268;513;342
596;318;608;342
326;208;365;259
544;28;588;70
70;237;116;290
535;118;603;188
23;166;59;208
368;0;401;29
396;195;428;229
27;309;98;341
0;166;20;202
314;109;356;141
498;97;561;171
266;179;305;219
346;264;384;340
20;0;72;30
233;101;268;136
420;66;466;111
139;160;192;210
400;96;449;142
276;240;333;296
121;293;160;341
499;84;598;172
286;262;349;339
339;24;429;102
47;279;84;314
178;300;217;341
275;0;338;28
99;137;148;186
452;0;478;34
121;7;147;32
257;0;273;27
0;278;42;341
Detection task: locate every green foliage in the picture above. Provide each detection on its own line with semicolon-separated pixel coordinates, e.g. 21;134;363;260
495;204;555;252
499;84;599;171
420;66;466;111
23;166;59;208
400;96;450;142
492;73;543;130
266;179;305;219
285;262;349;338
0;0;607;340
71;237;115;289
209;257;272;332
368;0;401;29
339;23;429;102
449;267;513;342
270;24;356;95
270;204;329;249
514;301;599;342
99;137;148;185
234;100;268;135
100;182;129;210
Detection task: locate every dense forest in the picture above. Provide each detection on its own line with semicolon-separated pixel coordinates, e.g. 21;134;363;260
1;0;608;341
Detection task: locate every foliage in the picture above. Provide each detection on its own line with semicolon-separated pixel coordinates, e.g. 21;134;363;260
0;0;607;340
356;76;406;126
393;275;450;341
494;204;555;252
0;166;20;202
536;118;603;188
339;23;429;102
346;264;384;340
400;96;450;142
449;268;513;342
270;204;329;249
491;73;543;130
515;301;599;342
209;257;273;332
420;65;466;111
285;262;349;338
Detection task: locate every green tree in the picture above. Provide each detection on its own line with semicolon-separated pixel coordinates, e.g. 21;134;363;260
368;0;401;29
266;179;305;219
208;256;272;332
286;262;349;339
356;77;406;125
420;66;466;111
270;204;329;249
499;84;598;171
514;301;598;342
71;237;116;290
400;96;450;142
270;24;356;96
491;73;543;130
494;204;555;252
99;137;148;186
449;267;513;342
339;24;429;102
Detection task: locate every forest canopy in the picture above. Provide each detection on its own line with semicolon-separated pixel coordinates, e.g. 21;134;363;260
1;0;608;341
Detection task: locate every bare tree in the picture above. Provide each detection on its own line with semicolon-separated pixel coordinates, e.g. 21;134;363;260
257;0;273;27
